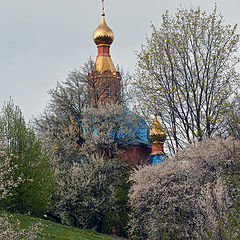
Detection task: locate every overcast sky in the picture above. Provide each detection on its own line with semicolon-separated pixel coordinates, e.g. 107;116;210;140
0;0;239;121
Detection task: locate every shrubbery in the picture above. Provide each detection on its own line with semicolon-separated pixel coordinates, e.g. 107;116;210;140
2;101;239;239
129;137;240;239
53;153;129;234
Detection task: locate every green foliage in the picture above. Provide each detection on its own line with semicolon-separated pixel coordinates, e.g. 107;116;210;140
0;100;55;216
134;6;240;153
102;166;131;238
225;94;240;139
53;152;130;236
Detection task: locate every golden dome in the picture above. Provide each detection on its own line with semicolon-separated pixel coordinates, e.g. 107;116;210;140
148;115;167;143
93;15;114;45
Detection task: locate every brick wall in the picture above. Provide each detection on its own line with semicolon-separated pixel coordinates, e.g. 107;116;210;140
117;145;151;167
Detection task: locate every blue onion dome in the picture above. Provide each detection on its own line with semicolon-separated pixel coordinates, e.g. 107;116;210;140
148;115;166;144
79;108;150;147
120;110;150;146
147;154;167;166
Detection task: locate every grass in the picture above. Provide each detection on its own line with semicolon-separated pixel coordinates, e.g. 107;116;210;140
1;211;126;240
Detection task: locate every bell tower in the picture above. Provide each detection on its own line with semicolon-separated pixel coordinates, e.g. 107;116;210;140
89;0;121;106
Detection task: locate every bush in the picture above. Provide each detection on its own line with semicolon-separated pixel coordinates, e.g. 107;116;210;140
0;213;42;240
53;153;129;234
129;137;240;239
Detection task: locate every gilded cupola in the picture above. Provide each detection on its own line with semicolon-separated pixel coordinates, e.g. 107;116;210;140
93;0;114;46
91;0;117;74
147;112;167;166
93;14;114;46
148;114;167;144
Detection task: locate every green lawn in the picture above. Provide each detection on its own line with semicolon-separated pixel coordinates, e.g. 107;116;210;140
1;212;126;240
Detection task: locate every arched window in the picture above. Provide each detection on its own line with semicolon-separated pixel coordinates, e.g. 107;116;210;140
105;86;110;97
96;89;99;100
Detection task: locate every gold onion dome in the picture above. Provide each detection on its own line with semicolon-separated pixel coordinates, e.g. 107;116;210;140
148;115;167;143
93;14;114;45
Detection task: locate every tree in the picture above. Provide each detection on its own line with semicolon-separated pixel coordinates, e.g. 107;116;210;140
34;59;133;151
128;137;240;239
0;137;21;201
224;94;240;139
53;153;128;234
0;100;55;216
33;60;137;236
133;7;240;153
0;135;42;240
45;103;139;236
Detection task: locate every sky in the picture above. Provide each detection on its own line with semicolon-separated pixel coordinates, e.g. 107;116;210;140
0;0;239;121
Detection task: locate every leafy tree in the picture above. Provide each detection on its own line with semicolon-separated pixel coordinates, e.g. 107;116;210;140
53;152;129;234
0;100;55;216
46;103;138;236
0;122;42;240
133;7;240;153
33;59;137;236
34;59;133;151
224;94;240;139
128;137;240;239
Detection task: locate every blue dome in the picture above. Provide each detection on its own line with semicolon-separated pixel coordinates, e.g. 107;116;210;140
120;110;150;146
147;154;167;166
80;109;150;147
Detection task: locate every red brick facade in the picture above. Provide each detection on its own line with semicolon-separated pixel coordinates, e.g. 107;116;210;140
150;142;165;156
89;44;121;106
88;70;121;106
117;145;151;167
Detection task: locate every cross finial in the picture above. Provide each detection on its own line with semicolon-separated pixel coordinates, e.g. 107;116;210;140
154;96;157;117
102;0;105;16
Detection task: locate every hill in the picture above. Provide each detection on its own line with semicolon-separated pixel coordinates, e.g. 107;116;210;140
1;212;126;240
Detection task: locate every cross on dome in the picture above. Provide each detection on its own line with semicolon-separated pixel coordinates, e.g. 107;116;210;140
102;0;105;16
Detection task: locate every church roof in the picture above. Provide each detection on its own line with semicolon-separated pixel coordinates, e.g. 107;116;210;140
147;154;167;166
79;109;150;147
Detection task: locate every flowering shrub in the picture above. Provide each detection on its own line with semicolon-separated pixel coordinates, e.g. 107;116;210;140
0;213;42;240
0;137;22;201
129;137;240;239
43;103;136;236
0;153;18;200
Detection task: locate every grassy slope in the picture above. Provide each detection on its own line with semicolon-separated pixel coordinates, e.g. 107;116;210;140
1;212;125;240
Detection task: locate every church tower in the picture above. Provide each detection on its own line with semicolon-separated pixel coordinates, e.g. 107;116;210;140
87;1;151;167
89;0;121;106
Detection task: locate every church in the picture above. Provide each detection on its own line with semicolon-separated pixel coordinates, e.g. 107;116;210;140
85;0;167;166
